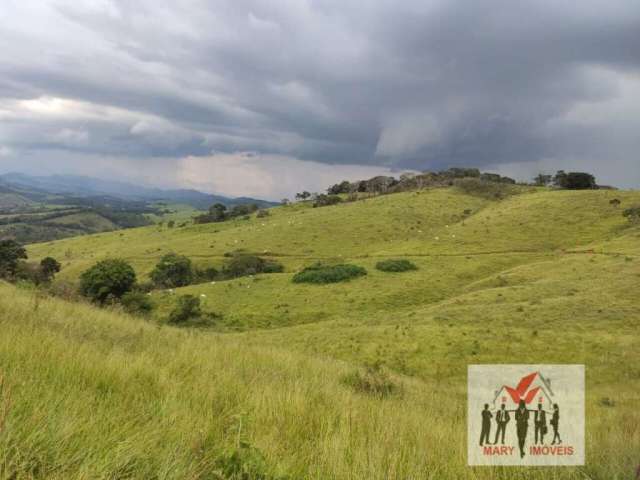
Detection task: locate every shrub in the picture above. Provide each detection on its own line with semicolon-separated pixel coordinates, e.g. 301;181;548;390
256;209;270;218
228;203;259;219
168;294;201;324
341;362;401;398
313;194;342;208
135;281;155;294
14;261;43;285
223;254;283;278
121;291;153;316
599;397;616;408
40;257;61;282
46;280;80;301
292;263;366;284
14;256;60;285
262;261;284;273
622;206;640;224
150;253;194;288
375;259;418;272
194;266;219;283
79;259;137;304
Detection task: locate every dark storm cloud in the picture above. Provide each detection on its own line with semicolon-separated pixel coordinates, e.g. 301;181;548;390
1;0;640;192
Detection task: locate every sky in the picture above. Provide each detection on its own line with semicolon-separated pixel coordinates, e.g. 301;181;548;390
1;0;639;199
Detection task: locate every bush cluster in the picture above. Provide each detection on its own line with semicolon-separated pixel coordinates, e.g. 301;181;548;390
76;250;282;321
375;259;418;272
223;254;284;278
313;194;342;208
292;263;366;284
149;252;219;288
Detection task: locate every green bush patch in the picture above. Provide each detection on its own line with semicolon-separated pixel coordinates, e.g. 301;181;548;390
375;259;418;273
292;263;366;284
223;254;284;278
168;294;202;324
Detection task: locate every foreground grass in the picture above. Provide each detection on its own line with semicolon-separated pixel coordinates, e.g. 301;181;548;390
1;277;639;479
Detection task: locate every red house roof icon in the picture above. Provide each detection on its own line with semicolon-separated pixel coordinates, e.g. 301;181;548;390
493;371;554;406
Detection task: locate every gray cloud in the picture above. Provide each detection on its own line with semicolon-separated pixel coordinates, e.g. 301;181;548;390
1;0;639;196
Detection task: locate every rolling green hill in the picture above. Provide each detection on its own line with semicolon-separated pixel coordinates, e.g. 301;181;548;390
2;185;639;478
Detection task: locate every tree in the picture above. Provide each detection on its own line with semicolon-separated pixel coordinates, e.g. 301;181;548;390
441;167;480;179
553;170;568;188
533;173;553;186
40;257;61;282
150;253;194;288
194;203;228;224
79;259;137;304
209;203;227;219
295;191;311;201
228;203;258;218
0;240;27;279
553;170;596;189
564;172;597;190
327;180;351;195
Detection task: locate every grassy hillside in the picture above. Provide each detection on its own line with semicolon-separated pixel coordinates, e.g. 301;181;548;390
28;187;640;330
2;186;638;478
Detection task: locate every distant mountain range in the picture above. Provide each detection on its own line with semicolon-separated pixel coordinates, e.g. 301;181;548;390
0;172;278;209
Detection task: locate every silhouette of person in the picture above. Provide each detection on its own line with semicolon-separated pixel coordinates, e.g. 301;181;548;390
515;399;530;458
493;404;510;444
550;404;562;445
479;403;493;446
534;403;547;444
